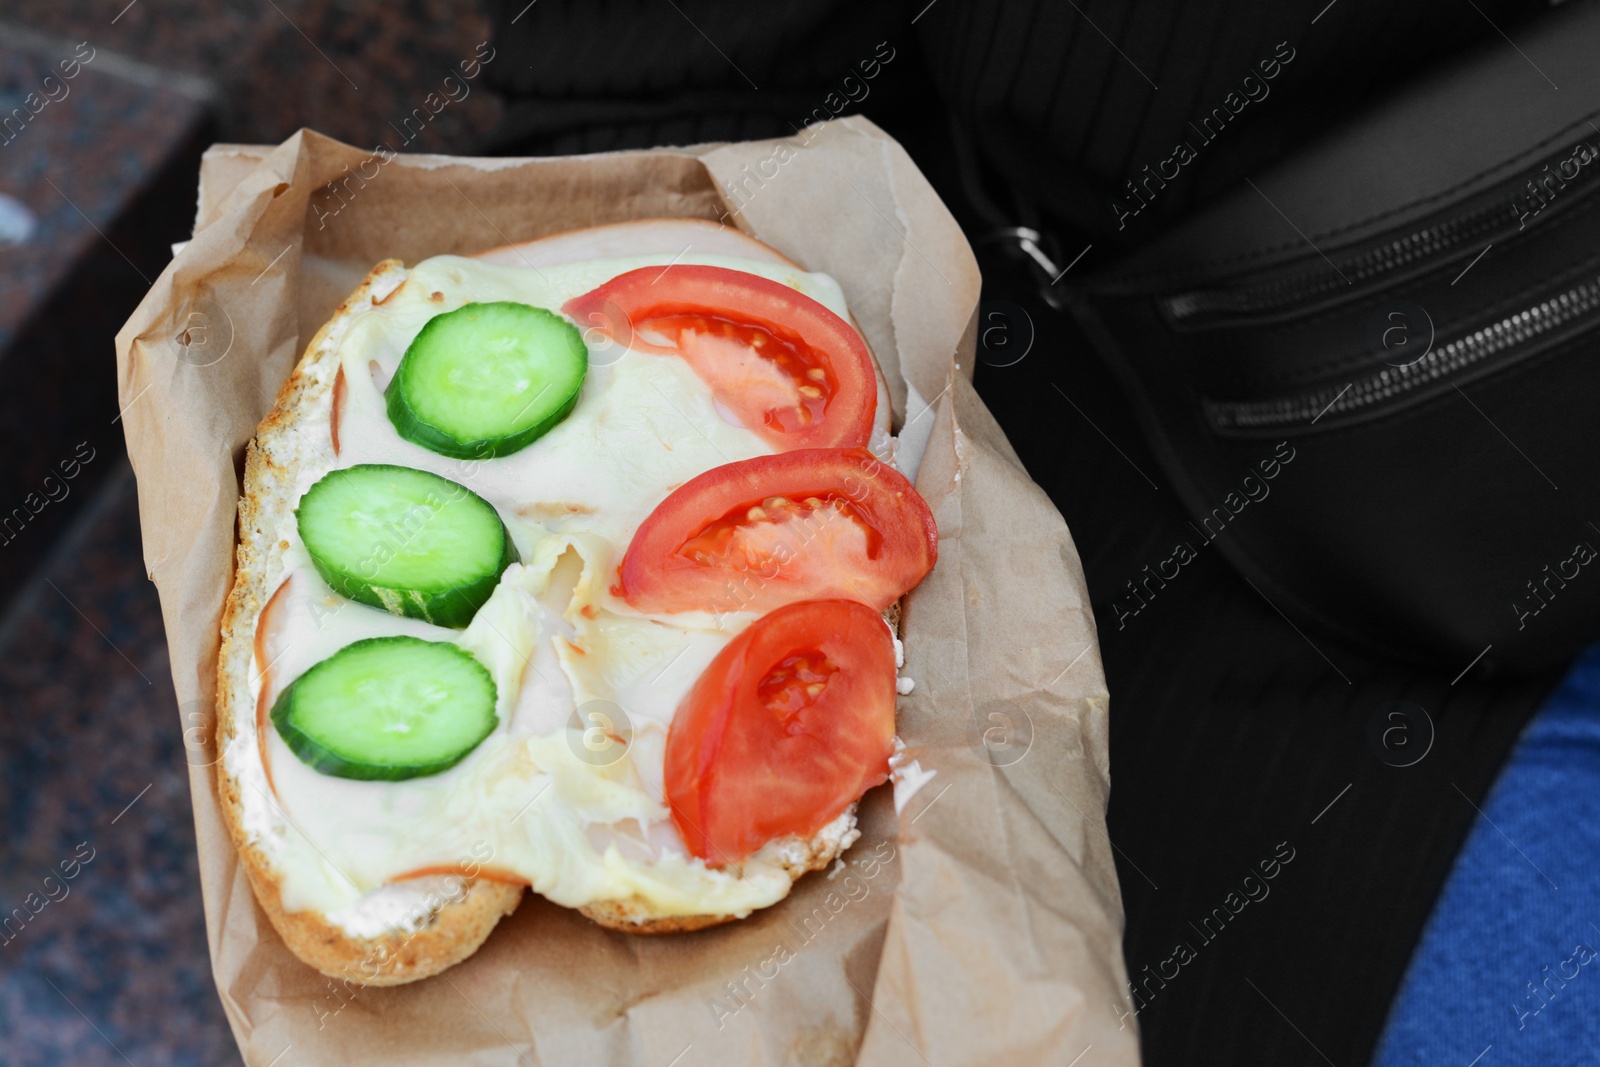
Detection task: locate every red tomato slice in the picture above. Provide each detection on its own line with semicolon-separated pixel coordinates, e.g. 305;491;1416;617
561;265;876;450
666;598;897;864
617;447;937;615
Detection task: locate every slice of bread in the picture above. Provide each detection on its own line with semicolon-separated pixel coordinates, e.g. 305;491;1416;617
215;221;894;983
218;261;526;986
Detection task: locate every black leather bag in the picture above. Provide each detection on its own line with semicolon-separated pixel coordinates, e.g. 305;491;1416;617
1067;1;1600;675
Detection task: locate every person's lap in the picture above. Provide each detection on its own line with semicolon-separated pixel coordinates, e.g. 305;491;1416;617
1373;645;1600;1066
970;247;1566;1065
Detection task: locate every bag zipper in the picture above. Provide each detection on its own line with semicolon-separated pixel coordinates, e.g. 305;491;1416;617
1205;273;1600;432
1165;146;1600;326
1166;201;1517;323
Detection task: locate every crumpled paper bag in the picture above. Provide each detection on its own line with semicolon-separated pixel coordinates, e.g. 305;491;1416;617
114;115;1138;1067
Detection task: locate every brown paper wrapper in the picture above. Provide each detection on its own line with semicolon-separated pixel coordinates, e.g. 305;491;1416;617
114;118;1139;1067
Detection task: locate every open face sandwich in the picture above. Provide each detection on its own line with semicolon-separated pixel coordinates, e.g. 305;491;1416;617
216;218;937;985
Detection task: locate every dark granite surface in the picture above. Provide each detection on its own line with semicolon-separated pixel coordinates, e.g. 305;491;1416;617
0;42;201;351
0;0;501;151
0;463;240;1066
0;37;208;600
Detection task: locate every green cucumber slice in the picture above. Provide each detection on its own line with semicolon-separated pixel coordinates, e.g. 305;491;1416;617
271;636;498;780
296;463;516;629
387;301;587;459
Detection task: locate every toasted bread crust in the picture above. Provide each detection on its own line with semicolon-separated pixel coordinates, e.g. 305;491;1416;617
215;232;891;984
577;813;853;933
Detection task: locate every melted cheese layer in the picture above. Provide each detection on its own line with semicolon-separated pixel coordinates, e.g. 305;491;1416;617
229;253;884;930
